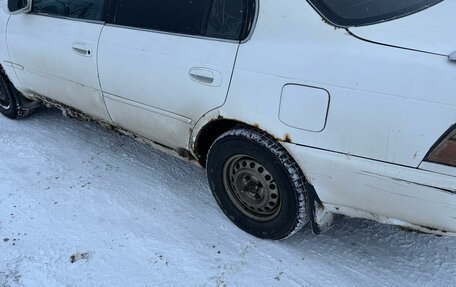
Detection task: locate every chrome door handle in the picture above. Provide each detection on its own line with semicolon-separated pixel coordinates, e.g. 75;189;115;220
189;68;222;87
450;50;456;62
72;43;91;57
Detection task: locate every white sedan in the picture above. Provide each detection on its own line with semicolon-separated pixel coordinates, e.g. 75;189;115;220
0;0;454;239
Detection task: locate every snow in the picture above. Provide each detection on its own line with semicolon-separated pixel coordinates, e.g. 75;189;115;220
1;108;455;287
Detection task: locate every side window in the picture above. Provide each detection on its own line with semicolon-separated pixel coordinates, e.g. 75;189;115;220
33;0;106;21
115;0;212;36
114;0;253;41
206;0;247;40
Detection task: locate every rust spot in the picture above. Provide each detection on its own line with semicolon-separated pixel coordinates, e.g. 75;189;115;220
253;123;260;129
283;134;292;143
176;148;197;161
319;17;342;29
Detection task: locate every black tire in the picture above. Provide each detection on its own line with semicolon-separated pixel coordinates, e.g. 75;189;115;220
207;127;309;240
0;71;33;119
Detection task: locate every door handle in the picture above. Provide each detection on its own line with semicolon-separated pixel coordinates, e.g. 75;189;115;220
189;68;222;87
72;43;92;57
450;50;456;62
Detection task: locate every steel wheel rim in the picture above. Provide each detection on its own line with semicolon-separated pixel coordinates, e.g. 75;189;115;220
222;155;281;222
0;81;11;110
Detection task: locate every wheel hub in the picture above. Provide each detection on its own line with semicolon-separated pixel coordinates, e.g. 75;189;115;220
223;155;281;221
243;176;260;192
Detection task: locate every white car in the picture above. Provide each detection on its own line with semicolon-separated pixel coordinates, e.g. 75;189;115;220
0;0;455;239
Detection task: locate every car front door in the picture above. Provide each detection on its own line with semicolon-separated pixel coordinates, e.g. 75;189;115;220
98;0;254;149
6;0;111;121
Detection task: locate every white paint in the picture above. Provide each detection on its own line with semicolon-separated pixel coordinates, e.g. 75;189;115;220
279;84;329;132
97;25;238;147
450;50;456;61
189;67;223;87
419;161;456;177
349;1;456;56
284;142;456;234
103;93;191;149
0;12;20;89
6;14;111;122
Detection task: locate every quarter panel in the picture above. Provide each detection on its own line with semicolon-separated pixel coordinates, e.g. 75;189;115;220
348;1;456;56
221;0;456;167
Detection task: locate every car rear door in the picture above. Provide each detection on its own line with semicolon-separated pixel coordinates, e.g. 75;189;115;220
6;0;111;121
98;0;254;149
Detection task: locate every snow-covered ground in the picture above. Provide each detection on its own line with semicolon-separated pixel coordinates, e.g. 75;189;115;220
1;108;455;287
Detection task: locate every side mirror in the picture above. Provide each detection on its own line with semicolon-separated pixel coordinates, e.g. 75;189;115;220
3;0;32;15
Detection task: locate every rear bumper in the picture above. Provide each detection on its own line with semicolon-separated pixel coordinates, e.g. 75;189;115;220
283;143;456;234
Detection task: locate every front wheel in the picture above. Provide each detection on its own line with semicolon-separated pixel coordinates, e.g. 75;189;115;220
207;127;309;240
0;72;18;119
0;71;36;119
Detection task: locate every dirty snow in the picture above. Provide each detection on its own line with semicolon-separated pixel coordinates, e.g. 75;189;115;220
1;108;455;287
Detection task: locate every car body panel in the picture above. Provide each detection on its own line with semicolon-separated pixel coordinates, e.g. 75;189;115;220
284;142;456;233
0;4;20;88
98;26;239;149
6;14;111;121
349;1;456;56
419;161;456;177
217;0;456;168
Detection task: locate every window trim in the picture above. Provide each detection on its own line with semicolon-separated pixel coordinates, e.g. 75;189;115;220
26;12;105;24
306;0;444;28
103;23;243;44
28;0;112;23
107;0;258;43
241;0;259;43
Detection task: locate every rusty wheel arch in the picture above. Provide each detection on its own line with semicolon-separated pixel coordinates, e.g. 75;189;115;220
194;118;298;167
193;118;245;167
194;118;292;167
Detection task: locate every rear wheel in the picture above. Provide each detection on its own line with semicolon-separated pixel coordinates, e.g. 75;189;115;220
207;127;309;240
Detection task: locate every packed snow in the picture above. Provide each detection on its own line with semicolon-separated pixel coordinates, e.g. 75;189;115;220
1;108;455;287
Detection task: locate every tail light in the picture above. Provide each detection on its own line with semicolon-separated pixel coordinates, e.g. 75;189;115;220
426;126;456;167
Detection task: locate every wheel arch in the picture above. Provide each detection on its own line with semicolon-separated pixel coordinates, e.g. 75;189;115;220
192;117;244;167
0;64;40;117
192;114;296;166
193;116;294;165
